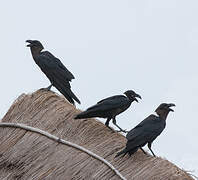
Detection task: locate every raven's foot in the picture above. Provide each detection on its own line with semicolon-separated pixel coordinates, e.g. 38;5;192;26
107;126;116;133
116;129;128;133
40;84;53;91
112;121;128;133
140;147;147;155
40;88;51;91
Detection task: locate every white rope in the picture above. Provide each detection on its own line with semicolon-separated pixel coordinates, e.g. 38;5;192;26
0;122;127;180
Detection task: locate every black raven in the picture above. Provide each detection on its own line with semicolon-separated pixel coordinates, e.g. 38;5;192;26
115;103;175;157
74;90;141;133
26;40;80;105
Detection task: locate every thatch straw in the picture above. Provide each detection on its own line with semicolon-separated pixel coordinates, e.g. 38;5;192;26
0;90;193;180
0;122;126;180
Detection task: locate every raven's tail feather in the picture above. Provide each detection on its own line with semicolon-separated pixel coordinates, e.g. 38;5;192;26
65;88;81;104
115;147;139;158
74;111;96;119
53;79;81;105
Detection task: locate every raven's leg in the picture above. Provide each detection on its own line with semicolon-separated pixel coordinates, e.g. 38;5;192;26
140;147;147;154
46;84;53;90
40;84;53;91
148;142;156;157
105;118;114;132
112;118;127;133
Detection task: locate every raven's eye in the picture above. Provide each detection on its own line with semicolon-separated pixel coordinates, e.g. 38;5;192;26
160;106;165;110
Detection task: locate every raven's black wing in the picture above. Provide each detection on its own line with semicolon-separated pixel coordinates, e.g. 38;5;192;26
75;95;129;119
36;51;80;104
39;51;75;81
97;95;125;104
125;115;165;151
87;95;128;112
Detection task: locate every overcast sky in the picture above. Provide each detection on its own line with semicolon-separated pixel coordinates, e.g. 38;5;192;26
0;0;198;177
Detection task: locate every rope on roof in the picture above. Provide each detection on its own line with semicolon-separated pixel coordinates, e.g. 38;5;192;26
0;122;126;180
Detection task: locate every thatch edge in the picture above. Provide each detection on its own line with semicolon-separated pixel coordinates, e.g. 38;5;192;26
0;90;194;180
0;122;126;180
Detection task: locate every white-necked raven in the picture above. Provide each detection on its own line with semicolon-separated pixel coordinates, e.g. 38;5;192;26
26;40;80;105
115;103;175;157
75;90;141;133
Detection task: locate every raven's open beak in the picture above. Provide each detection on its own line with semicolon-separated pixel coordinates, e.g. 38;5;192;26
135;93;142;99
134;93;142;102
26;40;33;47
168;103;176;112
134;97;138;102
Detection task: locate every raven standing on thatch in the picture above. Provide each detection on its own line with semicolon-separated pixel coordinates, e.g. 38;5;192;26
115;103;175;157
26;40;80;105
74;90;141;133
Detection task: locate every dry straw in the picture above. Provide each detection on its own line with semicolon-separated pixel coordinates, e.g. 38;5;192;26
0;90;194;180
0;122;126;180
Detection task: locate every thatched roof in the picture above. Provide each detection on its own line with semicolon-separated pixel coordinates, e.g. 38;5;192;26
0;90;193;180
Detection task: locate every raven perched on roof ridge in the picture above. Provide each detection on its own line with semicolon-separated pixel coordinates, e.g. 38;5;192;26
74;90;141;133
115;103;175;157
26;40;80;105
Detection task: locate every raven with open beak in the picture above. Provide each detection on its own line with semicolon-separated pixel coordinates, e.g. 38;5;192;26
26;39;80;105
75;90;141;133
115;103;175;158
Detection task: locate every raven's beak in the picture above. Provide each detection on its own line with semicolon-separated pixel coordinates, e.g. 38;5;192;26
135;93;142;100
134;97;139;102
26;40;33;47
168;103;176;112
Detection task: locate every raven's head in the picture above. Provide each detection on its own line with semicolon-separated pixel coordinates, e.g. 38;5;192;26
124;90;142;102
155;103;175;119
26;40;44;51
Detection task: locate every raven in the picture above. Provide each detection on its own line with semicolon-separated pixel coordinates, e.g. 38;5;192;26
115;103;175;157
74;90;141;133
26;40;80;105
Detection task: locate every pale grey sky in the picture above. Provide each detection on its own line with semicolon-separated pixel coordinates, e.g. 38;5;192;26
0;0;198;177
